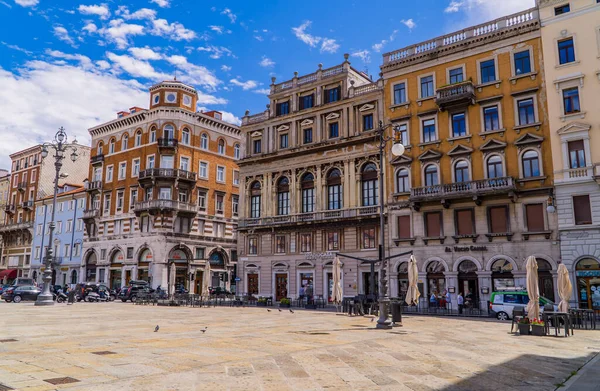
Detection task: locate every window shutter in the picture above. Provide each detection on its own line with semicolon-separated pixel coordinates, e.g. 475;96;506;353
426;212;441;237
525;204;545;231
398;215;411;239
573;195;592;225
568;140;584;152
489;206;508;233
456;209;474;235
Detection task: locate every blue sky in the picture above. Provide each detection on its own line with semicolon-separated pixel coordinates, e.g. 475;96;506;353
0;0;534;168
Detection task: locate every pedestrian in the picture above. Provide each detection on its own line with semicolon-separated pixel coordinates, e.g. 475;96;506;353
430;291;437;308
299;285;305;303
458;292;464;314
445;290;451;310
305;284;313;304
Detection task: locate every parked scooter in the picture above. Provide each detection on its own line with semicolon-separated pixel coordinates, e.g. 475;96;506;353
55;291;68;303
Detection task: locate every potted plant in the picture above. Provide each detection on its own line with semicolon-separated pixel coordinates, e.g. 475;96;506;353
257;297;268;307
518;317;530;335
530;318;546;336
279;298;291;308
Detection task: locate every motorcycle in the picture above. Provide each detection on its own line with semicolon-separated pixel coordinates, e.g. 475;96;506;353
55;291;68;303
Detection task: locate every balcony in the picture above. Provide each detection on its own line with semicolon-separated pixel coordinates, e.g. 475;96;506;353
0;221;33;233
4;204;15;215
410;177;515;207
435;81;475;111
91;154;105;165
82;209;100;221
133;199;197;216
21;200;33;210
238;206;380;229
138;168;197;186
157;138;178;151
85;180;103;193
17;182;27;192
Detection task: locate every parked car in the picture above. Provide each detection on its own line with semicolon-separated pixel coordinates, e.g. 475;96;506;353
13;278;35;287
119;281;153;302
0;284;11;295
489;290;557;320
2;285;42;303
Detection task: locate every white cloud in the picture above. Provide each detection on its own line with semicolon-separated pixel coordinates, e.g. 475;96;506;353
445;0;463;12
372;30;398;53
150;0;169;7
53;26;76;46
197;45;235;60
258;56;275;68
106;52;167;80
320;38;339;54
443;0;535;25
119;7;157;20
1;41;32;55
150;19;196;41
230;78;258;90
351;50;370;63
253;88;270;95
77;4;110;20
199;107;240;126
82;22;98;33
292;21;339;53
14;0;38;7
221;8;236;23
220;65;232;72
128;46;162;60
254;35;264;42
46;49;93;68
401;19;416;30
209;25;224;34
95;60;110;69
164;55;221;91
98;19;145;49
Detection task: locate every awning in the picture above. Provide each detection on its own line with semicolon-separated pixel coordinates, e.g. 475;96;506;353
0;269;17;279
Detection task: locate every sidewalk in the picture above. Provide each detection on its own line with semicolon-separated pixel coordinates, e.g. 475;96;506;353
563;352;600;390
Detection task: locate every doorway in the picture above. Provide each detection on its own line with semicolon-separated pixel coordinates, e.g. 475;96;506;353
537;259;554;302
275;273;287;301
194;271;203;295
247;273;258;295
125;270;132;286
362;272;379;296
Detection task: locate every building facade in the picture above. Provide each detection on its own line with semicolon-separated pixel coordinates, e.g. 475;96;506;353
30;185;86;286
538;0;600;309
0;144;90;278
381;7;560;309
82;80;241;293
0;170;9;282
237;56;387;302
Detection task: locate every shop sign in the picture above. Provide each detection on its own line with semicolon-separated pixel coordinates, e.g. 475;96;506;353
445;246;488;253
576;270;600;277
305;252;335;261
60;267;69;272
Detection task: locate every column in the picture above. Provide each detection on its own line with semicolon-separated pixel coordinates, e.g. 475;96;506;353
390;272;398;298
418;271;428;307
315;165;323;211
477;270;492;310
444;271;458;311
343;160;351;208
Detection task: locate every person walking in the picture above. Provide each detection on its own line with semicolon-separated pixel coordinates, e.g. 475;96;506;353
299;285;305;303
457;292;464;314
445;290;451;311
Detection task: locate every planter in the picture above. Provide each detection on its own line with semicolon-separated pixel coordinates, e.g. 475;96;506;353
518;324;530;335
279;303;291;308
531;325;546;336
257;301;267;307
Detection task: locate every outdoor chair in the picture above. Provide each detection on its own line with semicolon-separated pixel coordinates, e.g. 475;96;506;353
510;307;526;333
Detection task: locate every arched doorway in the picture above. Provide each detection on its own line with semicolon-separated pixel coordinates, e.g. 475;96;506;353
109;249;124;288
576;258;600;310
537;259;554;302
85;251;97;283
397;262;408;301
168;247;190;292
426;261;446;301
491;259;514;291
138;248;153;284
209;251;226;288
245;264;259;296
458;260;479;305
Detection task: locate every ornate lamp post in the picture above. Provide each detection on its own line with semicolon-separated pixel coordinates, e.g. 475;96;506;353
35;127;78;306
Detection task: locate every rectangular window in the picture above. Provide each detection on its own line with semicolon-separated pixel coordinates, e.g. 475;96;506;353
562;87;580;114
568;140;586;169
116;191;124;211
451;113;466;137
514;50;531;75
329;122;339;138
525;204;545;231
558;38;575;65
198;191;207;211
422;119;436;143
275;235;286;253
233;170;239;186
66;219;73;233
327;231;340;251
362;228;376;249
106;166;113;182
574;195;592;225
480;59;496;83
215;194;224;214
299;94;314;110
232;195;239;216
253;139;261;154
280;133;288;149
118;162;126;179
483;106;500;131
147;155;155;169
181;130;190;145
159;187;171;200
199;162;208;179
363;114;374;131
251;195;261;218
455;209;474;235
216;166;225;183
420;75;434;98
64;244;71;258
145;187;153;201
180;157;190;171
555;3;570;15
132;159;140;177
303;128;313;144
396;123;408;146
449;67;463;84
103;194;111;214
56;221;62;234
160;155;174;169
276;101;290;116
398;215;411;239
517;98;535;125
425;212;442;237
178;189;188;203
195;247;205;259
248;237;258;255
324;86;341;103
489;206;509;233
130;189;137;209
393;82;406;105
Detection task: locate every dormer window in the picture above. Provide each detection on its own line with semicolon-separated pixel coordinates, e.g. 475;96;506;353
299;94;314;110
325;86;341;103
276;101;290;116
554;3;570;15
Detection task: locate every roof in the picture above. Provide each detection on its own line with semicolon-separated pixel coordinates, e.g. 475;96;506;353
38;186;85;202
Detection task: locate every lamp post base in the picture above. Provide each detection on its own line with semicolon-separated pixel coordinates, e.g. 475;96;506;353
35;293;55;306
376;299;392;329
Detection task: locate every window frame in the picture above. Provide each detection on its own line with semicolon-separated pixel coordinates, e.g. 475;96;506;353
200;133;209;150
477;57;498;84
513;94;539;127
485;154;505;179
216;165;226;183
450;111;468;138
573;194;592;225
418;73;436;100
392;81;407;105
524;203;546;232
447;65;465;85
199;161;209;179
454;208;476;236
487;205;510;234
453;159;471;183
562;87;581;115
424;211;443;237
520;149;542;179
423;163;439;187
395;168;410;193
511;47;534;77
557;37;576;65
420;116;438;143
481;103;503;132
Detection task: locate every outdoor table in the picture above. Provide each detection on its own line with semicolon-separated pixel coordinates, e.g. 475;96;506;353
543;311;572;337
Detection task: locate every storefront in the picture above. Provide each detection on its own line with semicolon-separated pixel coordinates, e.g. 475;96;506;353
576;258;600;310
537;258;554;302
491;259;514;291
458;260;479;303
138;248;152;285
109;250;124;289
426;260;446;298
397;262;408;301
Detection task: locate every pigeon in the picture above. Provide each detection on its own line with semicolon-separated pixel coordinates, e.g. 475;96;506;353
278;309;282;312
267;309;271;312
371;318;374;322
289;309;294;314
154;325;160;332
201;329;206;333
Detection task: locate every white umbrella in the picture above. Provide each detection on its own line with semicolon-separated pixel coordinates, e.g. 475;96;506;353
525;256;540;321
202;260;211;299
557;263;572;313
332;256;343;304
405;255;421;306
169;262;176;296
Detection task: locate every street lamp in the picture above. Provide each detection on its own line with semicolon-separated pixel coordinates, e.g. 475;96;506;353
35;127;79;306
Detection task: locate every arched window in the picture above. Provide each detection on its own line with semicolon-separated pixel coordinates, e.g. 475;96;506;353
277;177;290;216
491;258;514;291
250;181;261;218
122;134;129;151
458;260;478;273
424;164;438;186
327;169;342;210
97;142;103;155
454;160;469;182
396;168;409;193
150;127;156;143
218;139;225;155
181;128;190;145
522;150;540;178
301;173;315;213
361;163;378;206
163;124;175;140
234;143;240;159
487;155;503;178
135;131;142;147
201;134;208;150
109;139;115;154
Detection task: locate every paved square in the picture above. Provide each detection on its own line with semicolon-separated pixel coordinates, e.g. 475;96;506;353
0;302;598;390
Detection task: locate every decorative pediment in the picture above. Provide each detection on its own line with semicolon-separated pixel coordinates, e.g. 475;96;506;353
557;121;591;135
514;133;544;146
390;154;412;165
277;124;290;132
300;119;314;127
447;144;473;156
418;149;442;161
251;131;262;138
325;112;340;121
480;139;507;151
359;103;375;112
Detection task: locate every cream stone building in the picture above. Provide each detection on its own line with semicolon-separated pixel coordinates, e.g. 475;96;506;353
538;0;600;309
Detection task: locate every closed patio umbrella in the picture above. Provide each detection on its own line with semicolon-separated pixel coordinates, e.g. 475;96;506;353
405;255;421;306
202;260;211;299
169;262;176;297
525;256;540;321
332;256;343;304
557;263;572;313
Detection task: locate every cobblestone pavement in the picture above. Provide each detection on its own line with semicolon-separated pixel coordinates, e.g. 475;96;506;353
0;302;598;391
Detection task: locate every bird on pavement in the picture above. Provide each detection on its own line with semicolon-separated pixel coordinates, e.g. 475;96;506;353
201;329;207;333
267;309;271;312
278;309;282;312
371;318;374;322
154;325;160;332
289;309;294;314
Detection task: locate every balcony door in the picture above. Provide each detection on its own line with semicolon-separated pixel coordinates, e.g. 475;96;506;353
160;155;174;169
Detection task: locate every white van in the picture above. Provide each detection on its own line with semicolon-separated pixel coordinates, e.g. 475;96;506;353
489;290;557;320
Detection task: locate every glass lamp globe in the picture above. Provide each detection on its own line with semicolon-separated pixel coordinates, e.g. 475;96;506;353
391;143;405;157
